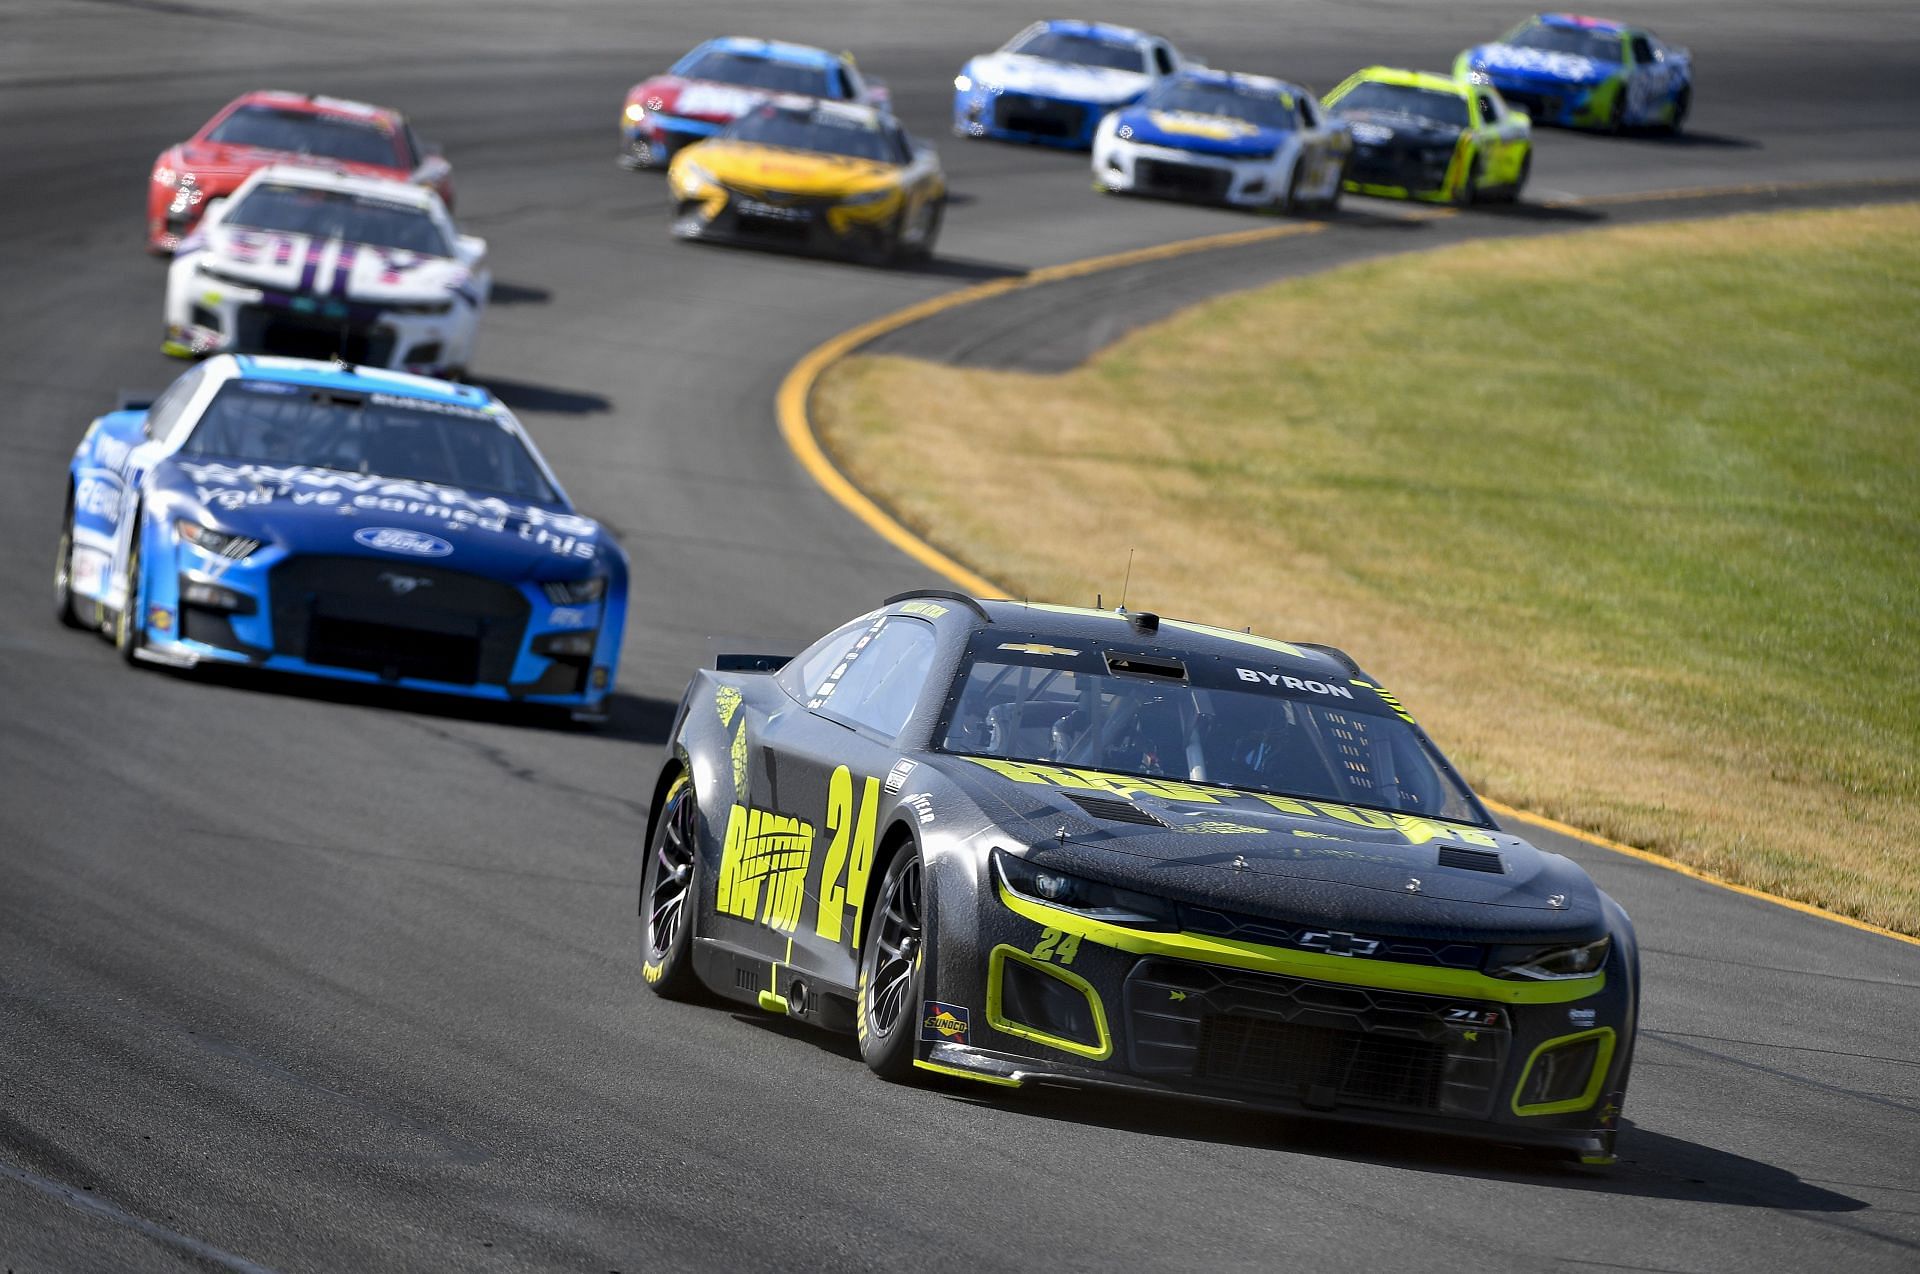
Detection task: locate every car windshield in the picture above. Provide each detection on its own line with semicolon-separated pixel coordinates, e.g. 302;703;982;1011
1329;81;1470;129
205;105;404;168
676;49;840;97
1144;81;1296;129
1007;28;1146;73
224;182;451;255
180;380;557;503
1505;23;1623;61
940;655;1481;823
725;103;900;162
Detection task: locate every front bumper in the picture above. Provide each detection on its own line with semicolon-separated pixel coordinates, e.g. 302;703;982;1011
670;182;901;260
1484;73;1619;129
165;267;469;375
1094;137;1286;207
133;539;621;710
954;86;1110;149
1341;138;1467;203
919;865;1633;1159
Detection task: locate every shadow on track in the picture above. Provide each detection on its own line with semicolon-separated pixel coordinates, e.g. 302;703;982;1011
1470;200;1609;224
487;282;553;306
910;1086;1873;1213
478;376;612;415
173;662;676;741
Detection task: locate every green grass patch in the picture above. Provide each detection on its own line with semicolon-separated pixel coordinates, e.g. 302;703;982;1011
816;204;1920;933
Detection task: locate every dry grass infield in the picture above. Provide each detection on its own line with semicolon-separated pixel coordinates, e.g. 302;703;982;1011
815;203;1920;935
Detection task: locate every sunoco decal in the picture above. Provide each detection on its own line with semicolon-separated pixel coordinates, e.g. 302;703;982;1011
920;1001;970;1046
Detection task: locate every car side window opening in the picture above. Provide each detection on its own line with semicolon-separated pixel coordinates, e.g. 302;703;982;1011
1153;44;1174;76
1630;36;1655;63
1298;95;1318;128
143;363;210;443
812;617;937;738
1476;93;1500;124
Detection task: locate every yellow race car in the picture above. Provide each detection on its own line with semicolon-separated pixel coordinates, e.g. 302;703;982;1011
668;96;947;264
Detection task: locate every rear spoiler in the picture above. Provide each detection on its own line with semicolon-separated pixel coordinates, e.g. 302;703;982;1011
706;635;794;673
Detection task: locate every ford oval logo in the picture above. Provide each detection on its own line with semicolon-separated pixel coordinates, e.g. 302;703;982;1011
354;526;453;557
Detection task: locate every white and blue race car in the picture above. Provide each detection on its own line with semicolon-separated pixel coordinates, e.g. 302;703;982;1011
1093;69;1350;211
1455;14;1692;134
55;355;627;720
953;19;1188;149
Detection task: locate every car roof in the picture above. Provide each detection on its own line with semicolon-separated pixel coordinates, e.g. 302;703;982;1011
886;593;1359;682
1031;18;1155;47
224;90;406;124
1347;66;1471;98
1537;13;1629;35
221;355;498;410
692;36;844;70
1173;67;1298;98
242;162;441;207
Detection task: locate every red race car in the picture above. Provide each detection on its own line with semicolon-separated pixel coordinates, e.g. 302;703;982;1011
147;90;453;254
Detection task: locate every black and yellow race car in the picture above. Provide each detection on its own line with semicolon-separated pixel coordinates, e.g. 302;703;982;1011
666;96;946;264
639;593;1639;1163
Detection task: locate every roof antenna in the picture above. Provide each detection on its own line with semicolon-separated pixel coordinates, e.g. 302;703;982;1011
1118;548;1136;612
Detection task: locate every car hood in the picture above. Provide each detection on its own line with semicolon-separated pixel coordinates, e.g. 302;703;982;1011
1335;109;1464;147
967;52;1152;105
1114;105;1290;157
685;140;899;196
154;459;605;576
172;141;407;188
938;757;1605;935
189;225;471;303
639;76;773;124
1467;43;1617;86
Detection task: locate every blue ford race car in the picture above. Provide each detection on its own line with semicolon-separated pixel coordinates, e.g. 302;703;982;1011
954;19;1188;149
55;355;628;720
1456;14;1691;133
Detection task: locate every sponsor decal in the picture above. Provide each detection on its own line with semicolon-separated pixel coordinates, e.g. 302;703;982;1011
883;757;917;793
74;471;125;524
715;804;815;935
354;526;452;557
998;642;1079;657
896;600;948;619
1446;1007;1502;1027
1297;930;1380;958
148;606;174;632
378;571;433;595
904;793;935;825
547;606;587;627
1568;1007;1598;1027
714;684;743;728
1235;668;1355;699
920;1001;970;1045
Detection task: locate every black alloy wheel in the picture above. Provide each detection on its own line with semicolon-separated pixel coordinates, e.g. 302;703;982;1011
639;774;704;999
858;845;925;1079
54;490;85;629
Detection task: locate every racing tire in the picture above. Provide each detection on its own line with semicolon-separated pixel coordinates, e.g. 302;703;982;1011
1606;92;1628;136
1664;87;1691;136
114;517;145;665
639;773;707;1001
1498;152;1532;205
1276;162;1303;215
857;842;926;1080
54;491;86;630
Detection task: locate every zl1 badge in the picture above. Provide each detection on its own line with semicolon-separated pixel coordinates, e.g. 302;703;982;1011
920;1000;970;1046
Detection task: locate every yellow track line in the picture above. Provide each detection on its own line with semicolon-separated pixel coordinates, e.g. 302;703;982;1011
773;181;1920;951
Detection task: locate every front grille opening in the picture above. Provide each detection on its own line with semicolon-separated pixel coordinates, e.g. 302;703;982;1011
238;305;396;365
306;616;481;684
1197;1014;1445;1112
1437;845;1505;874
1135;159;1233;201
1000;99;1085;139
1064;793;1167;827
997;958;1103;1051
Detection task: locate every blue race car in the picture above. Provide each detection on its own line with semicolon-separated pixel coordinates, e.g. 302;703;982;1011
55;355;628;721
1455;14;1691;134
953;19;1188;149
621;37;891;169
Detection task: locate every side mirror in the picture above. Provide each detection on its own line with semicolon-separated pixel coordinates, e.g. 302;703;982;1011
456;234;487;266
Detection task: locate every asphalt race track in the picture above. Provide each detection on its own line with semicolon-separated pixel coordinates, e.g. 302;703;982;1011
3;2;1918;1269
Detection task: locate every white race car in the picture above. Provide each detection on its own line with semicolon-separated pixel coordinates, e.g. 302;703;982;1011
953;19;1188;149
1093;68;1350;212
164;165;489;378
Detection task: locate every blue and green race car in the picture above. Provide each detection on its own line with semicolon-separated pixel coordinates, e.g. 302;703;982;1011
1456;13;1692;134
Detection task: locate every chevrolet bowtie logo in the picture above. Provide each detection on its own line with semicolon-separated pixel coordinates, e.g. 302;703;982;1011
1298;930;1380;958
997;642;1080;657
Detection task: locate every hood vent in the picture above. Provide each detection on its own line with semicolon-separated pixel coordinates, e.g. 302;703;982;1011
1437;845;1505;874
1064;793;1167;828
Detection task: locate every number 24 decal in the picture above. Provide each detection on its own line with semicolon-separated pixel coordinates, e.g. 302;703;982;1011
1032;928;1082;965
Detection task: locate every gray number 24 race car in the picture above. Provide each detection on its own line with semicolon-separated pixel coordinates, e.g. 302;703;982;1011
639;592;1638;1163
